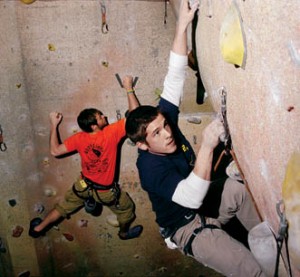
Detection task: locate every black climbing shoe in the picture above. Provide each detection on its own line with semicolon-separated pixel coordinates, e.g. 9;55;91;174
118;225;143;240
29;217;45;238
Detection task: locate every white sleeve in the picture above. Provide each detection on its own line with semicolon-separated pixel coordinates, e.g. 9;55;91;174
172;171;210;209
160;51;188;107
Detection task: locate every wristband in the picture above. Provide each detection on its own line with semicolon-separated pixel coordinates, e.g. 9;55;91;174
127;89;134;94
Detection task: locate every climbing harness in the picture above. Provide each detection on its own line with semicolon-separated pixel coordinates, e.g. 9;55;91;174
160;212;219;256
0;125;7;152
275;200;293;277
71;175;121;216
183;215;219;256
100;1;108;34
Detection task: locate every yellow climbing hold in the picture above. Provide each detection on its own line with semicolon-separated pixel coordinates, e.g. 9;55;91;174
282;152;300;270
219;1;246;68
20;0;37;4
48;43;56;51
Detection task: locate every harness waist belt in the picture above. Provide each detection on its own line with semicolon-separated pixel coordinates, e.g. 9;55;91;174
160;210;196;239
82;174;114;190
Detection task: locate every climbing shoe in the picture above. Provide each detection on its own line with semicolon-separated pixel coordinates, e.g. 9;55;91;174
118;225;143;240
29;217;45;238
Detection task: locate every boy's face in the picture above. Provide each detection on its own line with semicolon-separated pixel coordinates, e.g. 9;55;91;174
95;112;108;130
138;113;177;155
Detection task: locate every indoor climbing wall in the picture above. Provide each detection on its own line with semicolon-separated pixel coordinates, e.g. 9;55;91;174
190;0;299;276
0;1;218;277
0;0;299;276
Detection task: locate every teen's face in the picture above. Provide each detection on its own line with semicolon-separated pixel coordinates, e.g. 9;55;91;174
143;113;177;155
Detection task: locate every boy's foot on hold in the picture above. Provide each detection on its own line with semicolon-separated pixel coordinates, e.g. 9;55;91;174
118;225;143;240
29;217;45;238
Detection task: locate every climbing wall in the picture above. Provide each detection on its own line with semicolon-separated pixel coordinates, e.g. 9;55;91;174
0;0;299;276
0;1;218;276
193;0;299;275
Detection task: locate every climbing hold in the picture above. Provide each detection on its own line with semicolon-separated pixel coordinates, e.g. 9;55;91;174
220;1;246;68
63;233;74;241
282;152;300;269
42;157;50;166
101;61;109;67
8;199;17;207
16;84;22;88
44;187;56;197
193;135;197;145
71;126;78;134
154;88;162;101
187;116;201;124
20;0;37;4
48;43;56;51
78;219;88;228
12;225;24;237
34;203;45;214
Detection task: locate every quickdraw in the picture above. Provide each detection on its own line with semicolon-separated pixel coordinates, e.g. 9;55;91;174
220;86;231;154
0;125;7;152
213;87;262;221
100;2;108;34
275;200;293;277
213;87;232;172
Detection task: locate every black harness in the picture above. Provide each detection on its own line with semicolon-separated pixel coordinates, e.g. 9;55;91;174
72;174;121;208
160;211;219;256
183;215;219;256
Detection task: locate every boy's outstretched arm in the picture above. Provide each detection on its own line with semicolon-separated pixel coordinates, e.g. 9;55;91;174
172;0;199;56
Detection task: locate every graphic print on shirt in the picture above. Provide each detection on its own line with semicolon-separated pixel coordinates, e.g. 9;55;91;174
181;143;195;167
84;143;108;174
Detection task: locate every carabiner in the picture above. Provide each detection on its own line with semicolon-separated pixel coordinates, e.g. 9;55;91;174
101;3;108;34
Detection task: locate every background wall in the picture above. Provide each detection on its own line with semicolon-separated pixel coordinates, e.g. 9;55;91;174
0;0;299;276
0;1;217;276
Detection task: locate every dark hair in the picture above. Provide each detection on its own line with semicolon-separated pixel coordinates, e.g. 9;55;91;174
77;108;102;133
125;105;160;143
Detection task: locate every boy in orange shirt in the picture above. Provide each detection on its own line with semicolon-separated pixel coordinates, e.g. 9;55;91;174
29;75;142;240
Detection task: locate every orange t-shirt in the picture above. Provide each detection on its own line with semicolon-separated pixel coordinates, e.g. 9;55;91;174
64;119;125;186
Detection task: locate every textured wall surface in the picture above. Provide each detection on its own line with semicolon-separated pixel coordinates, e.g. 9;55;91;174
0;1;217;276
1;0;299;276
194;0;299;276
